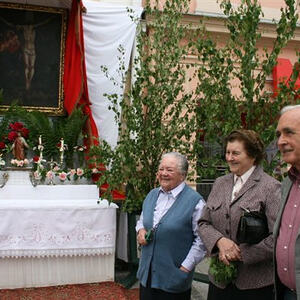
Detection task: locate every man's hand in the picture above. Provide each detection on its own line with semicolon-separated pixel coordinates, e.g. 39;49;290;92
137;228;148;246
217;237;241;265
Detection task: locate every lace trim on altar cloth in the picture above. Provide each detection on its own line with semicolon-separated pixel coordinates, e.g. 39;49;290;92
0;247;115;258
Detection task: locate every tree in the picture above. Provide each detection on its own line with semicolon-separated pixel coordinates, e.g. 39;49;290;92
195;0;299;179
90;0;199;212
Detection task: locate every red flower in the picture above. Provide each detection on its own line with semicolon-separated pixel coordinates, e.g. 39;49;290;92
9;122;24;131
91;173;101;182
33;156;40;163
7;131;18;141
0;142;5;149
21;127;29;138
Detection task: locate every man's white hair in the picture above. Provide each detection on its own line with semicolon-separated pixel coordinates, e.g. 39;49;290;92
280;104;300;115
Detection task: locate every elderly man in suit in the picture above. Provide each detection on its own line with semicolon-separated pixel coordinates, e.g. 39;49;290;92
274;104;300;300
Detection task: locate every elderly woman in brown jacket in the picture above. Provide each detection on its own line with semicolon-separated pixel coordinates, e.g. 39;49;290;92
198;129;281;300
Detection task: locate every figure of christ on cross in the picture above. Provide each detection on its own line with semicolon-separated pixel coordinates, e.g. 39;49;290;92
0;15;54;91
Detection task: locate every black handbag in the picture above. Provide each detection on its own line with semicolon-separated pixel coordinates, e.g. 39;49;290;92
236;208;269;244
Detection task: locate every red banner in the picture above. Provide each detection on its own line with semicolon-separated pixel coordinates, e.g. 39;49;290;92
273;58;300;97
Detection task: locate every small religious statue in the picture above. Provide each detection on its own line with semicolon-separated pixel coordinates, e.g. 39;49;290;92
12;132;29;160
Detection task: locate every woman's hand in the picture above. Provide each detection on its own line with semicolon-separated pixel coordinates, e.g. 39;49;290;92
137;228;148;246
180;266;190;273
217;237;241;265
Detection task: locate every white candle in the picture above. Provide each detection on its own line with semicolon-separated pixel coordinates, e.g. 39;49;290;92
39;135;42;145
60;138;64;151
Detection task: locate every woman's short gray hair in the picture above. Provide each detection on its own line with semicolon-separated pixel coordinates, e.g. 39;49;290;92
280;104;300;115
161;152;189;178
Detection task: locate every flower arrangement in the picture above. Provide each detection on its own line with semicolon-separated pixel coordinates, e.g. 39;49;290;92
31;160;94;184
7;122;29;142
30;137;93;184
0;122;30;167
52;166;88;182
10;158;29;167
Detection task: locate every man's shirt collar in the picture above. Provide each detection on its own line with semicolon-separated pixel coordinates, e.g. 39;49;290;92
288;166;300;183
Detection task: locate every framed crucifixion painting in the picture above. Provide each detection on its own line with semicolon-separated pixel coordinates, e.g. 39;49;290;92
0;2;67;115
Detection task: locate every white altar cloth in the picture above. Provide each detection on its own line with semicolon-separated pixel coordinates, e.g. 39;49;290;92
0;200;117;258
0;174;118;288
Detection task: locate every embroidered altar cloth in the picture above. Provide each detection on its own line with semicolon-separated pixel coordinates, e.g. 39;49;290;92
0;199;118;258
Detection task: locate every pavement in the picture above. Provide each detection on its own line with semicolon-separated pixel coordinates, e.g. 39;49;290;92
116;258;209;299
191;258;209;300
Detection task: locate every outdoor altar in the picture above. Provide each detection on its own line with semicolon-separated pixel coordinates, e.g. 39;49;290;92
0;116;118;289
0;0;143;289
0;167;118;289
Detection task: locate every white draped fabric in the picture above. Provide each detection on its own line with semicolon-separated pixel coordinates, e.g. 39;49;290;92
0;254;115;288
82;1;143;147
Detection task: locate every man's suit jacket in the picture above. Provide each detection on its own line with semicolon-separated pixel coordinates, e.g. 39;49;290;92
198;166;281;290
273;176;299;300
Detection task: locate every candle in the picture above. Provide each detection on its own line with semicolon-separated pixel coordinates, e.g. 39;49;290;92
39;135;42;145
60;138;64;151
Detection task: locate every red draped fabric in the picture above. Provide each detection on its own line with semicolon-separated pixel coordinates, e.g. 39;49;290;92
63;0;125;201
63;0;99;145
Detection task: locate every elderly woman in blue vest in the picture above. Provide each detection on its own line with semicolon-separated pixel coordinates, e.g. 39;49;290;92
136;152;206;300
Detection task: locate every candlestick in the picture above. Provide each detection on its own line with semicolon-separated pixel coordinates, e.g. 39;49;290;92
60;152;64;166
60;138;64;152
49;158;54;170
60;139;64;166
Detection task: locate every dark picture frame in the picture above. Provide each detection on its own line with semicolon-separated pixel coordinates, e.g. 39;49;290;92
0;2;67;115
